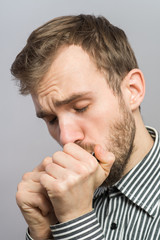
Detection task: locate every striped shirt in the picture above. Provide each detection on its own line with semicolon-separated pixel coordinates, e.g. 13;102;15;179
26;126;160;240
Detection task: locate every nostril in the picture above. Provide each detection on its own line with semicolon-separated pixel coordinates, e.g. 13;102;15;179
59;121;84;146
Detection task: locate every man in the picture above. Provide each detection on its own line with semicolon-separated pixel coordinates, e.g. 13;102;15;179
11;15;159;240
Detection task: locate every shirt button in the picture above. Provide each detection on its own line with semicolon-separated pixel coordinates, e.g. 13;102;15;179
111;222;117;230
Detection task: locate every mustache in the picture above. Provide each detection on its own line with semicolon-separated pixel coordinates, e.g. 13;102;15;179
76;141;96;153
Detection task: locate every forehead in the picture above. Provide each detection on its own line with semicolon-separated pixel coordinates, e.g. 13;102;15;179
37;45;105;92
33;45;111;113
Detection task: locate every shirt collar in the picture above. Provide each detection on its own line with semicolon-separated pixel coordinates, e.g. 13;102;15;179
115;126;160;217
94;127;160;217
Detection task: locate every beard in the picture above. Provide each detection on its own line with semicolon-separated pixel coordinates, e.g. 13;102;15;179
104;99;136;186
77;97;136;187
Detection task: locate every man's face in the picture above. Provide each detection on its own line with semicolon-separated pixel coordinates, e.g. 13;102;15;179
32;45;135;186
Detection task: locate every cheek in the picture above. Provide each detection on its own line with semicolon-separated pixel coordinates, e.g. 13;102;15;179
82;110;110;140
90;106;112;127
85;103;120;140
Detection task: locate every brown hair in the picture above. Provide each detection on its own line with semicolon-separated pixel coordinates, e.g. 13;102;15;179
11;14;138;95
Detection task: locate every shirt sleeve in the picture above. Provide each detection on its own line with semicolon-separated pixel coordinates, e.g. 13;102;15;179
26;228;54;240
50;210;104;240
26;229;33;240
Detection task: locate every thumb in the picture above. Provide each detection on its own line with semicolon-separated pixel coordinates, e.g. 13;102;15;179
94;144;115;176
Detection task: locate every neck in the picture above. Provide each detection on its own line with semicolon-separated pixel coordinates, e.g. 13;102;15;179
123;110;154;176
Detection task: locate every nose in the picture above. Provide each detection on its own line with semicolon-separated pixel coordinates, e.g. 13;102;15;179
59;118;84;146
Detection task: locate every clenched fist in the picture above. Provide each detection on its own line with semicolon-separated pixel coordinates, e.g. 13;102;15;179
40;143;115;223
16;143;114;239
16;157;57;240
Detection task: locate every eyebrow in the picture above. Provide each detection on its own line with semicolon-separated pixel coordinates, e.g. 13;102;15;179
36;91;92;118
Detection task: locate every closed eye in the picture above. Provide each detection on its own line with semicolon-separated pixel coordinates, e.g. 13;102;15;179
47;106;89;125
74;106;88;113
48;116;58;125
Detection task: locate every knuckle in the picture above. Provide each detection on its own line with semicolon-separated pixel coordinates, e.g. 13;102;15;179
63;142;73;152
55;182;68;196
52;151;61;160
51;179;73;197
22;172;31;181
16;191;21;203
39;172;46;183
76;167;89;180
93;161;99;172
90;156;98;171
79;160;97;176
77;164;88;175
68;175;79;187
42;157;52;167
16;190;25;206
17;182;23;191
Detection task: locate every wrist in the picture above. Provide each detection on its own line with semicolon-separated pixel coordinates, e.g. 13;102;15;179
57;207;93;223
29;226;53;240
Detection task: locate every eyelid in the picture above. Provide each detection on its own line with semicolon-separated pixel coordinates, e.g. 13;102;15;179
44;115;57;125
73;99;90;108
73;98;90;106
49;117;57;125
74;105;89;112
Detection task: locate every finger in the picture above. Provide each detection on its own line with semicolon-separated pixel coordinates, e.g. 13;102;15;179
52;151;81;171
19;172;49;197
63;143;92;162
37;194;53;217
94;144;115;175
18;181;43;193
45;162;71;180
33;157;52;172
40;173;57;194
16;191;52;217
22;172;44;182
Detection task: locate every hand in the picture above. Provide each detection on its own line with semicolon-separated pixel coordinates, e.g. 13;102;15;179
16;157;58;240
40;143;115;223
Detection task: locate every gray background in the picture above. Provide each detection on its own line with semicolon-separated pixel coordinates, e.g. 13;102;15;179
0;0;159;239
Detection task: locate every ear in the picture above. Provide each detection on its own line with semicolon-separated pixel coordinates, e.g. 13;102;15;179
121;69;145;111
